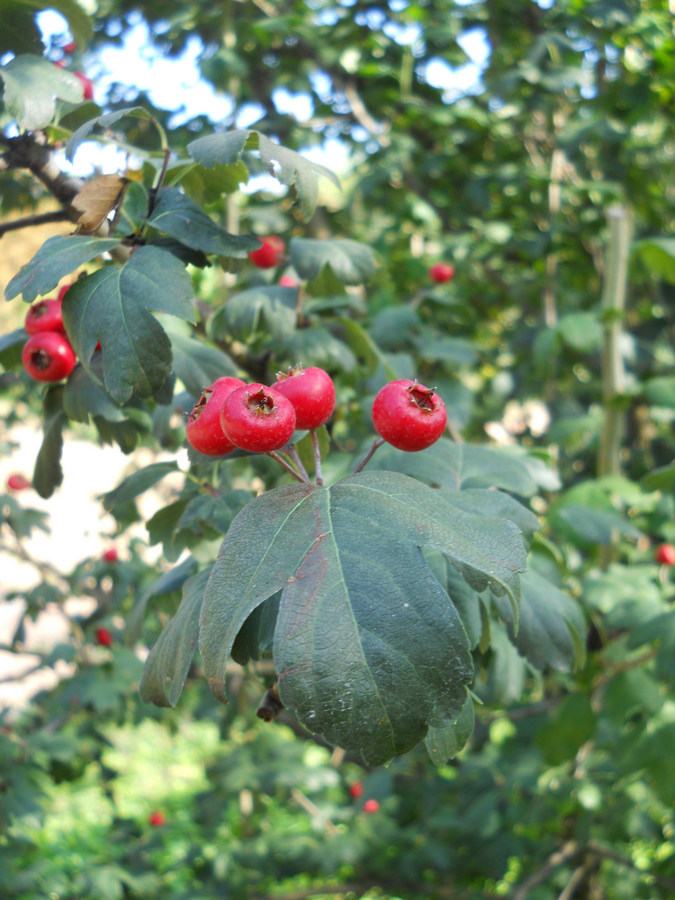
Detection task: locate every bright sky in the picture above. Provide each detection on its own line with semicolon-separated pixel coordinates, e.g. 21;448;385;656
37;9;490;179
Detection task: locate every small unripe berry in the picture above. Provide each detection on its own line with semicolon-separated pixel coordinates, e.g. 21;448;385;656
655;543;675;566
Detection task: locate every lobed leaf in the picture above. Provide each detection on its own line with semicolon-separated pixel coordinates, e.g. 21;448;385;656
0;55;83;130
290;237;375;285
61;246;195;403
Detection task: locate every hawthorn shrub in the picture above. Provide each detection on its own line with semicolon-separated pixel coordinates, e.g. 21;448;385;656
1;3;674;898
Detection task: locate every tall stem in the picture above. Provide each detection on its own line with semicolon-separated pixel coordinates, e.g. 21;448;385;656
597;206;631;479
311;431;323;486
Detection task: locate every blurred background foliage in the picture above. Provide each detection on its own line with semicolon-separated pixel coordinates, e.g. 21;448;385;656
1;0;674;897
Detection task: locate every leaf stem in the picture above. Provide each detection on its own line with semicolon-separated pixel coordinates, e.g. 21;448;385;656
311;430;323;485
266;451;307;482
352;437;385;474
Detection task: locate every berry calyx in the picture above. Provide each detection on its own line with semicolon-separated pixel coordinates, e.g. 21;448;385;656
103;547;118;562
186;376;246;456
220;383;296;453
429;263;455;284
249;235;285;269
148;811;166;826
371;379;447;452
655;543;675;566
349;781;364;799
274;364;336;430
22;332;77;382
362;799;380;814
96;627;113;647
25;298;65;335
7;473;31;491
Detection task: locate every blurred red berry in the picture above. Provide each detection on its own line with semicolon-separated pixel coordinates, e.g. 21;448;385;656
362;799;380;814
95;627;113;647
279;274;298;287
103;547;118;562
63;41;76;53
655;543;675;566
7;473;31;491
148;811;166;826
74;71;94;101
349;781;364;799
429;263;455;284
249;235;285;269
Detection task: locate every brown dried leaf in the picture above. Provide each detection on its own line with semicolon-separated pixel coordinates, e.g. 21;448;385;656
72;174;129;234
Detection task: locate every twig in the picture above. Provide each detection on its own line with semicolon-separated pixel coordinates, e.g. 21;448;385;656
0;209;71;238
290;787;338;836
557;862;592;900
266;451;306;482
511;841;579;900
586;840;675;892
352;437;385;475
311;430;323;485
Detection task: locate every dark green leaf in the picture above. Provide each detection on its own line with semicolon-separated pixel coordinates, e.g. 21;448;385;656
147;187;259;258
633;238;675;284
493;568;586;672
425;693;474;764
139;567;209;707
4;235;121;303
553;505;642;545
101;461;179;511
640;463;675;493
209;286;297;343
33;385;66;499
557;312;603;353
290;238;375;285
0;54;83;129
0;1;42;56
628;611;675;687
231;593;281;665
537;693;596;765
63;364;125;423
161;318;239;397
61;246;195;403
643;376;675;408
279;326;358;373
0;327;26;369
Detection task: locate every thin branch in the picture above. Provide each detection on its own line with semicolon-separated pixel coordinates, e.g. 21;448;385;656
352;437;385;475
290;787;338;836
266;450;307;482
586;841;675;892
0;209;71;238
511;841;579;900
311;430;323;485
286;446;310;483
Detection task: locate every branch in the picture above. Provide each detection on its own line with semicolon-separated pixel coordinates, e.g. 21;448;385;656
0;209;71;238
511;841;579;900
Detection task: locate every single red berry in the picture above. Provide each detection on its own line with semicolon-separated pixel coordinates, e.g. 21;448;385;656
655;543;675;566
103;547;118;562
74;71;94;101
249;235;285;269
7;473;31;491
25;298;65;335
22;332;77;382
429;263;455;284
279;274;298;287
96;627;113;647
274;364;336;430
372;379;447;452
148;811;166;827
63;41;76;53
220;383;296;453
362;799;380;814
186;376;246;456
349;781;364;799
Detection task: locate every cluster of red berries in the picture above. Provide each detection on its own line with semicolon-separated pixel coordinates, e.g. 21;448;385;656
186;366;447;458
186;365;336;455
22;283;78;382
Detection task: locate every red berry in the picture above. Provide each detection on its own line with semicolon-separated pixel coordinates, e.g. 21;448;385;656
96;627;113;647
655;543;675;566
74;71;94;101
349;782;364;799
220;383;296;453
362;799;380;814
148;811;166;827
371;379;447;452
186;376;246;456
249;235;285;269
103;547;118;562
279;274;298;287
63;41;76;54
274;364;336;430
22;332;77;382
7;473;31;491
429;263;455;284
25;298;65;335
